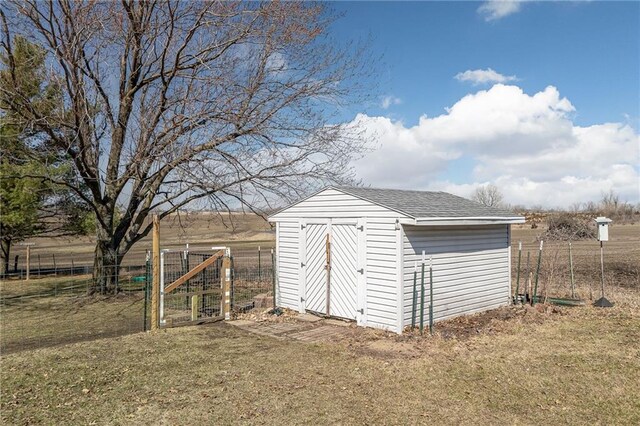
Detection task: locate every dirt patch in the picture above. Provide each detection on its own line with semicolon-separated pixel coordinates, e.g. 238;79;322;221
230;304;569;359
429;304;566;340
233;307;300;323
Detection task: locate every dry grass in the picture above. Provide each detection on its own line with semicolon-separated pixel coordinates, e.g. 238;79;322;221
2;303;639;425
1;276;145;354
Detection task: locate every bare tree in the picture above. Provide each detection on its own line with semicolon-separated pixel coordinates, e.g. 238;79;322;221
1;1;373;293
471;184;504;208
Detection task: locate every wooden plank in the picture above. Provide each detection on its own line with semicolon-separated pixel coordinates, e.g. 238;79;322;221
325;232;331;316
26;245;30;281
164;250;224;294
151;215;160;331
222;256;231;320
191;295;198;321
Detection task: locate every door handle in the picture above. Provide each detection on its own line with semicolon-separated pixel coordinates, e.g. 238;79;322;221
357;268;364;274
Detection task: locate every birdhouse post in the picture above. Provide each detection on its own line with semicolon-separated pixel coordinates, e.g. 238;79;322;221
594;217;613;307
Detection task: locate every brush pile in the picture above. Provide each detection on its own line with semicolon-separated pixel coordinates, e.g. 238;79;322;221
542;213;596;241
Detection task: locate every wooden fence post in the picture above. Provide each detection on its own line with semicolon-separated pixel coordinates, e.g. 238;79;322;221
26;245;31;281
191;295;199;321
222;255;231;320
151;215;160;331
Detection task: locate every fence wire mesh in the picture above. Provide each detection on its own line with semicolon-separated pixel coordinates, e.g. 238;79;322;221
230;246;276;313
0;255;150;355
0;243;278;354
510;236;639;302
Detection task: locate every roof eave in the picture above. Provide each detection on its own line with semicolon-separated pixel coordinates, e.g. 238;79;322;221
412;216;526;226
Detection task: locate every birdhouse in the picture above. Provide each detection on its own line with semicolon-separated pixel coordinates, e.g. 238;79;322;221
594;216;612;242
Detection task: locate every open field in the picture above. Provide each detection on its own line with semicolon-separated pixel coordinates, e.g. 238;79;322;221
2;302;639;425
8;212;274;270
7;214;638;291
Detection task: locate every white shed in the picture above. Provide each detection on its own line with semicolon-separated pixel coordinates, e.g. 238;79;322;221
268;186;525;334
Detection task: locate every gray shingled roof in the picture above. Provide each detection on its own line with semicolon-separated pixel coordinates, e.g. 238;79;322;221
334;186;519;218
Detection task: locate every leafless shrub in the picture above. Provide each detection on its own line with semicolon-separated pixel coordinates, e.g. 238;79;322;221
542;213;595;241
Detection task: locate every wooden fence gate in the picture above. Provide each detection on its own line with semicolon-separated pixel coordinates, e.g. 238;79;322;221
158;248;231;327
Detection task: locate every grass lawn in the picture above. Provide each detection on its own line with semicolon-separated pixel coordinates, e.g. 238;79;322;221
2;304;639;425
1;276;146;353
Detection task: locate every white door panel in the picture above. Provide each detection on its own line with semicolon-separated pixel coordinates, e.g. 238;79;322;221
304;223;327;314
330;224;358;319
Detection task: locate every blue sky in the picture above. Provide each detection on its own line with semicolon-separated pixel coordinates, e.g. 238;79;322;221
327;1;640;207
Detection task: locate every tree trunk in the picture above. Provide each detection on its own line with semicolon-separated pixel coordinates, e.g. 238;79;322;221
1;238;10;277
92;239;120;295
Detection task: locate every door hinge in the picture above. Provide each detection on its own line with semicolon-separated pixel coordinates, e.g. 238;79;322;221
357;268;364;274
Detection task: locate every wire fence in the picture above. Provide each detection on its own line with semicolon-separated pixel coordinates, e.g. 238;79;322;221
1;248;150;280
510;237;639;302
230;246;276;313
0;258;149;355
0;245;274;354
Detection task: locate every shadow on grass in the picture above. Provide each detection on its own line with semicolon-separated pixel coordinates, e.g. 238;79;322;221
1;293;147;355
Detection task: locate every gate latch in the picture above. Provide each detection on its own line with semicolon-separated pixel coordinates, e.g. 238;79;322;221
357;268;364;274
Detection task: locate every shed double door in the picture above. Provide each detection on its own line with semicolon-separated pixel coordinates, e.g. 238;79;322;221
303;221;361;320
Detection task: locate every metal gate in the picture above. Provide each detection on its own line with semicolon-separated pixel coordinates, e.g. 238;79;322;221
160;248;226;327
304;224;328;314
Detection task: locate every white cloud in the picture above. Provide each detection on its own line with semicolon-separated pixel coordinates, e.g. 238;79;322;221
380;95;402;109
350;84;640;208
455;68;518;85
478;1;524;21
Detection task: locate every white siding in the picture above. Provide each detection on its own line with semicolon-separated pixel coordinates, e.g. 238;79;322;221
365;218;401;331
272;189;404;332
402;225;511;327
275;221;299;310
270;189;405;219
